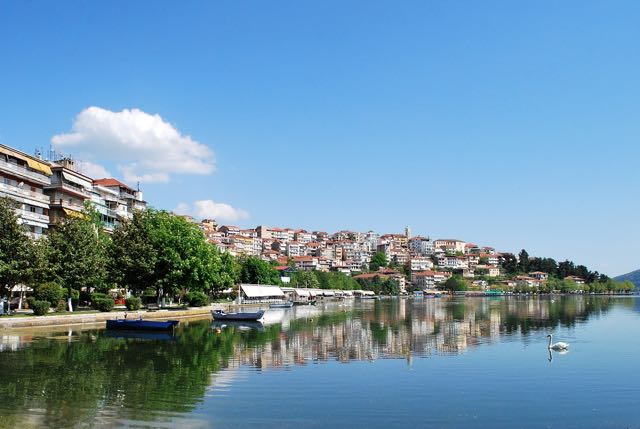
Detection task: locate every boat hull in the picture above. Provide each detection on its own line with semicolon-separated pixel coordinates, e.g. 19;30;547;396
212;309;265;321
269;302;294;309
106;319;179;331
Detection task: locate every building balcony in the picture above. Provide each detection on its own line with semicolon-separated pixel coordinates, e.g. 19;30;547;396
17;209;50;224
49;198;85;212
44;181;91;198
0;158;50;185
0;182;50;204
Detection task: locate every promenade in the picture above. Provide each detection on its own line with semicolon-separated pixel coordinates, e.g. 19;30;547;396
0;304;232;330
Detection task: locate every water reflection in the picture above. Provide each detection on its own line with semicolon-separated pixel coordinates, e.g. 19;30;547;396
0;296;633;427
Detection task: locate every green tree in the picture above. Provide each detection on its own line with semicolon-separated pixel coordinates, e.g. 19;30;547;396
109;210;157;296
0;198;44;307
500;253;518;275
518;249;530;273
291;270;319;289
369;251;388;271
238;256;281;285
110;209;225;305
443;275;467;292
47;206;110;310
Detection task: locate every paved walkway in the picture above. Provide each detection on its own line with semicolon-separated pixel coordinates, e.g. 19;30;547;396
0;304;231;330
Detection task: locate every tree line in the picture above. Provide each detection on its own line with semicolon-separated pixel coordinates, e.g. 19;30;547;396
0;198;397;313
500;249;609;283
0;198;238;311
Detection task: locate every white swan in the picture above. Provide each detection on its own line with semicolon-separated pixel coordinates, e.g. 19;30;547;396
547;334;569;350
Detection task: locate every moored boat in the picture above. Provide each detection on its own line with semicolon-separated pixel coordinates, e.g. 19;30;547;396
106;319;179;331
212;309;265;321
269;301;294;308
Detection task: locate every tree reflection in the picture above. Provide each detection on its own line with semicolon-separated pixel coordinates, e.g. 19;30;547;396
0;296;626;426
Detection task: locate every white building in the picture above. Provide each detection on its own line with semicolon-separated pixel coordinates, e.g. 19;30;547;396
0;144;52;238
409;236;434;255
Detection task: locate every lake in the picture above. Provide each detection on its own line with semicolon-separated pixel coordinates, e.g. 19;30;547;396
0;296;638;428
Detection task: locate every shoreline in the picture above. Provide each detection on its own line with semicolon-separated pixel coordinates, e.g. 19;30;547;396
0;304;233;331
1;293;636;331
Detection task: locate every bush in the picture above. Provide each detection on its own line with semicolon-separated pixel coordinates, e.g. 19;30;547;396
31;300;50;316
125;297;142;311
93;298;115;312
55;299;68;313
91;292;108;302
34;282;65;307
186;291;209;307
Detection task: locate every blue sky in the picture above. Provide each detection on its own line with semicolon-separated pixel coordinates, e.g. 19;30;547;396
1;1;639;276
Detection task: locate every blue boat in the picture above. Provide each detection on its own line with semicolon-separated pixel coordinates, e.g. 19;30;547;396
106;318;179;331
212;309;265;321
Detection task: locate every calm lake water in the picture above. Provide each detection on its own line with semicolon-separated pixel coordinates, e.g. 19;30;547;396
1;296;639;428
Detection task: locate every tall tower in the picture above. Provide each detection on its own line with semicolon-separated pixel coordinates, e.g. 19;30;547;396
405;225;411;239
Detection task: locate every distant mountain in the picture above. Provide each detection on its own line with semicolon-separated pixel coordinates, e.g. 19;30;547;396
615;269;640;288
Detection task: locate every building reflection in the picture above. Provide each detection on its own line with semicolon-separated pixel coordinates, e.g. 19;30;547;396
220;295;613;370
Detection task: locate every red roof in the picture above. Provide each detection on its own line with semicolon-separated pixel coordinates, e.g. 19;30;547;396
93;178;134;192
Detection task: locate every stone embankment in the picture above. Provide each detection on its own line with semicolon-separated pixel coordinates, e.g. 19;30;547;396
0;304;232;330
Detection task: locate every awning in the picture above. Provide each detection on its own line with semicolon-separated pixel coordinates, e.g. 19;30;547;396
63;208;86;219
240;284;285;298
62;171;92;189
294;288;310;297
26;158;52;176
0;145;29;163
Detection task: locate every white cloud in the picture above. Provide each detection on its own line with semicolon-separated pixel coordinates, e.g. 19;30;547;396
52;106;215;183
175;199;250;222
78;161;111;179
174;202;191;216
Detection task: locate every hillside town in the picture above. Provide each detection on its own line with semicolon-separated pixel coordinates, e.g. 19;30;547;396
0;142;620;296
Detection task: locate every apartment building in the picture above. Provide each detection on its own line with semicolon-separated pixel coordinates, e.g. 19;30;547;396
45;159;93;224
93;178;146;221
0;144;52;238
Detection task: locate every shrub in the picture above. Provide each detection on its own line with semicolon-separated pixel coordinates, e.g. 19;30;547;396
55;299;68;313
186;291;209;307
93;298;115;312
91;292;108;302
34;282;65;307
31;300;50;316
125;297;142;311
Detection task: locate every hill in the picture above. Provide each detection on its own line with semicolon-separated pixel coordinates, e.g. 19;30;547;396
615;269;640;288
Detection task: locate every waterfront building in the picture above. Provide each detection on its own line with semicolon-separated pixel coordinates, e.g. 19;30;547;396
0;144;52;238
45;158;93;224
93;178;146;220
564;275;585;285
529;271;549;281
238;284;285;303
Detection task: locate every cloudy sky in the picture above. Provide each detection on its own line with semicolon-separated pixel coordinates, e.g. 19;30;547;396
1;1;639;276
